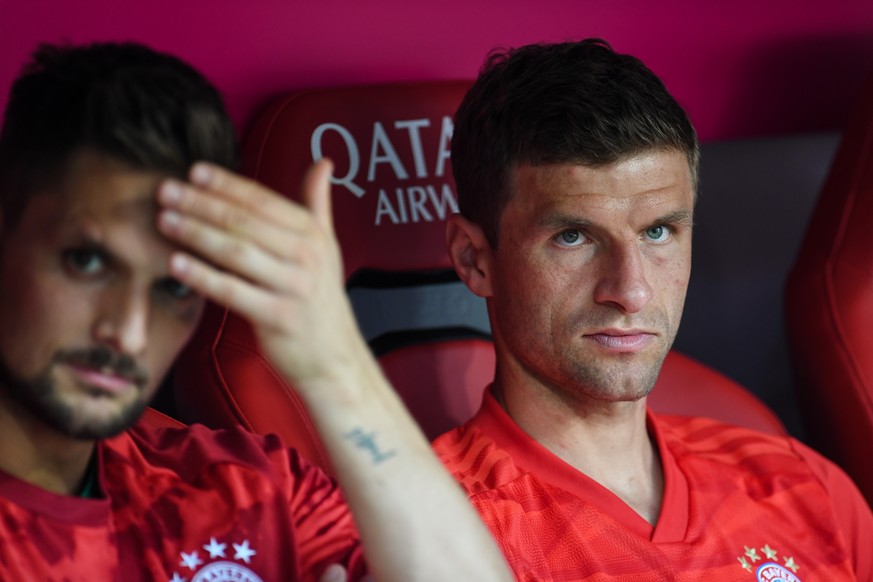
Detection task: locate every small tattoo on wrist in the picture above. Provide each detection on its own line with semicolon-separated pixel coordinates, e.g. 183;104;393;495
343;427;397;465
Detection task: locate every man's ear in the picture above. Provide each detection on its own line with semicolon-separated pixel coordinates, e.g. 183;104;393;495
446;213;494;298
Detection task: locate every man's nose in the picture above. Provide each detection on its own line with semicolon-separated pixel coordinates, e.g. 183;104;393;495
592;242;653;314
92;285;149;357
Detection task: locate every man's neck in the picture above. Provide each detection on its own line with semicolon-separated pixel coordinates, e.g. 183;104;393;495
0;391;95;496
495;377;664;525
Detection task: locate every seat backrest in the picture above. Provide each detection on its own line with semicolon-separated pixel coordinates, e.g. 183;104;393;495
650;351;786;435
174;82;475;469
243;81;472;276
173;81;786;475
784;73;873;503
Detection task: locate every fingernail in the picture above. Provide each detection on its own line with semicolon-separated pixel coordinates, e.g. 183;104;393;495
320;564;345;582
159;181;183;204
191;163;213;185
160;210;181;230
170;254;190;275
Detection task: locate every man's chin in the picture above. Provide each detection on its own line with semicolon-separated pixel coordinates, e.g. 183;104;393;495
0;354;153;439
566;356;663;403
55;397;150;440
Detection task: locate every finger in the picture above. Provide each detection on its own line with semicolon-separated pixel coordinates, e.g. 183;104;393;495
317;564;348;582
187;162;303;230
301;158;336;236
158;179;306;260
168;251;292;329
158;209;319;296
158;210;280;286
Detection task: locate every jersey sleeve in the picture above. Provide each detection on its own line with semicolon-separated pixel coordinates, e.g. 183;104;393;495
284;447;368;582
790;438;873;579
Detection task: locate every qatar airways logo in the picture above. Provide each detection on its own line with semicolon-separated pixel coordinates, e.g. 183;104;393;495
310;116;458;226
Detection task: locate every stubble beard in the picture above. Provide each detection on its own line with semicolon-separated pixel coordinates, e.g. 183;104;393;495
0;347;150;440
559;348;667;403
534;312;678;405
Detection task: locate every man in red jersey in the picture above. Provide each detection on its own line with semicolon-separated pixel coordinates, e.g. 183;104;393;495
0;42;513;581
433;39;873;581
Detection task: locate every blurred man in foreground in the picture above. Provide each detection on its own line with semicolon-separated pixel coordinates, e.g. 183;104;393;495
0;42;513;582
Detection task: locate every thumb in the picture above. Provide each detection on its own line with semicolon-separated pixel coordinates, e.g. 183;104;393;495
302;158;336;235
317;563;348;582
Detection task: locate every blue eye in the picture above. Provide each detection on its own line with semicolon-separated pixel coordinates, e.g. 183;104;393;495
644;225;670;243
556;230;585;247
63;248;105;276
156;277;194;300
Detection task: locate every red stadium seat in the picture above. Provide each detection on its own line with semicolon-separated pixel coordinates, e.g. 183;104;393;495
174;81;474;469
242;81;471;276
379;338;494;439
784;73;873;503
141;407;185;429
173;81;786;473
173;301;332;467
650;351;785;435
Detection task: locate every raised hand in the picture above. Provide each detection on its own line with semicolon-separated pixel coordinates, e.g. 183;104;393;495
156;159;369;396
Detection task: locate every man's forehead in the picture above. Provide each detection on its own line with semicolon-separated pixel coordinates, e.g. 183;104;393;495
23;149;160;220
21;178;159;236
8;152;183;270
508;152;694;209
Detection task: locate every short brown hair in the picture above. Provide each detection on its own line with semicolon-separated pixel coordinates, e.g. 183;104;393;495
0;42;237;224
451;39;699;247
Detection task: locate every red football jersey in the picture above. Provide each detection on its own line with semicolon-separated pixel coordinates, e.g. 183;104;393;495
434;390;873;582
0;421;366;581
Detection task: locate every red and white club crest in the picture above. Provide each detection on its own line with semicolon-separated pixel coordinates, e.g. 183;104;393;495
170;538;263;582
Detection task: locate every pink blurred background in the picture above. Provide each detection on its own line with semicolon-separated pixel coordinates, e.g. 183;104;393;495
2;0;872;142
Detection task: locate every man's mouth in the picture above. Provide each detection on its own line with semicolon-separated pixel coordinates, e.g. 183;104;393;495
585;329;656;351
64;362;139;394
55;347;148;395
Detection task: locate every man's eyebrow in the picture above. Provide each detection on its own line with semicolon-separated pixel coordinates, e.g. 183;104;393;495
539;212;595;230
64;228;119;262
538;208;694;231
652;209;694;227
